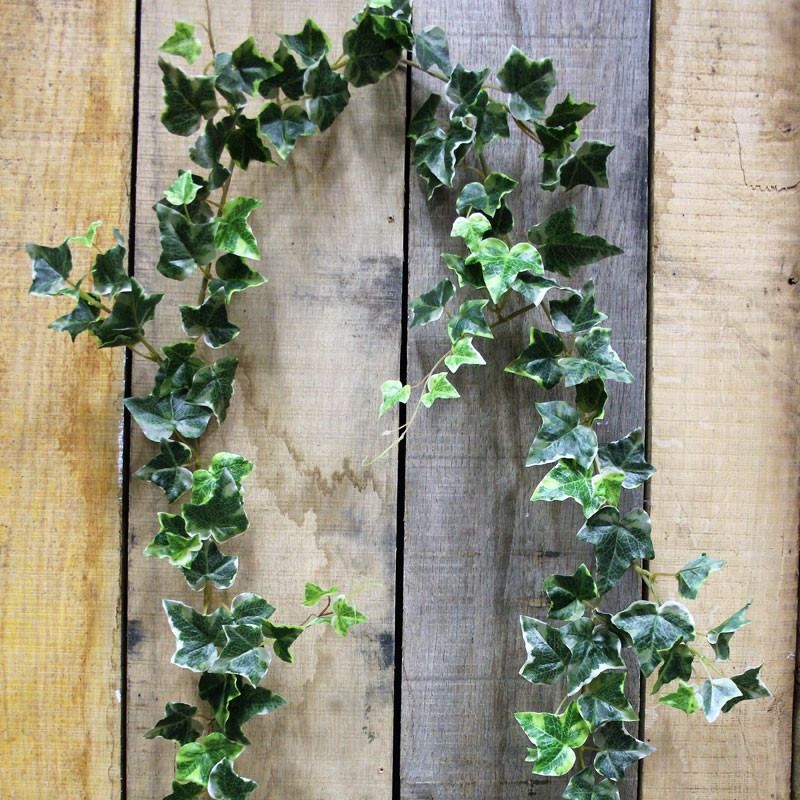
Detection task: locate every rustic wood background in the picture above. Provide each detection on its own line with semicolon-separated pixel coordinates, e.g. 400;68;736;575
1;0;797;798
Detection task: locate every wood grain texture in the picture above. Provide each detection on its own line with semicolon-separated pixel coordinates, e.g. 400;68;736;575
401;2;651;798
0;0;134;797
643;1;800;797
126;2;405;797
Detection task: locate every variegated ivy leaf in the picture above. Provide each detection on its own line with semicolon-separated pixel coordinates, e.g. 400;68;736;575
124;391;212;442
186;356;239;422
226;117;273;170
515;702;590;777
562;768;620;800
652;642;694;693
675;553;725;600
526;401;598;471
379;380;411;417
558;141;615;191
510;272;560;306
699;678;742;723
470;90;510;155
191;116;234;174
165;171;201;206
258;103;316;160
611;600;695;677
208;759;256;800
533;119;579;161
358;1;414;49
706;601;751;660
561;617;625;694
343;15;402;87
145;511;202;567
94;278;163;348
135;439;194;503
456;172;518;217
421;372;460;408
527;206;622;276
155;201;216;280
597;428;655;489
465;239;543;304
592;722;654;781
558;328;634;386
182;540;239;591
447;299;493;342
159;59;218;137
180;291;240;348
209;254;266;303
497;47;555;121
408;92;441;141
722;666;771;713
413;25;452;75
154;342;205;397
303;582;340;606
260;43;304;100
412;118;475;191
576;379;607;425
577;508;654;594
451;213;492;250
27;239;75;296
549;281;607;333
262;621;305;663
230;592;276;626
214;197;262;260
544;564;598;622
659;680;700;714
160;20;202;64
303;58;350;131
165;780;204;799
92;243;131;296
330;595;368;636
410;278;455;327
145;702;203;744
163;600;229;672
49;297;100;340
279;18;330;66
445;64;488;116
547;95;596;127
175;732;244;787
577;671;638;727
211;623;271;686
445;336;485;373
69;219;103;247
531;461;625;519
504;328;563;389
519;615;570;685
228;37;282;94
442;252;483;289
182;467;248;543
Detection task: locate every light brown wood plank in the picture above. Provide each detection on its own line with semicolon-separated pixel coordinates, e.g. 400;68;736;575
643;1;799;797
401;2;651;798
126;2;404;797
0;0;135;796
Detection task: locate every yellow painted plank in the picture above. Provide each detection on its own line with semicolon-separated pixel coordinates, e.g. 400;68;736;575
643;1;799;797
0;0;135;796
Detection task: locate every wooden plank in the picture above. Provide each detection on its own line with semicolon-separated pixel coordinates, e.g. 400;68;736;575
401;3;651;798
0;1;135;796
126;2;405;797
642;1;800;797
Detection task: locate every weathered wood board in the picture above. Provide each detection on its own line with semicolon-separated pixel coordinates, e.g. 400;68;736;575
401;2;651;798
0;0;135;797
643;1;800;798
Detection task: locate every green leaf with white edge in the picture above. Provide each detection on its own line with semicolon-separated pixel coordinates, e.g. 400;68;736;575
211;623;271;686
447;299;493;343
49;298;100;341
558;141;615;190
559;328;634;387
592;723;654;781
577;671;638;727
92;243;131;296
185;356;238;422
208;759;256;800
465;239;543;304
182;540;239;591
706;601;752;660
659;680;700;714
155;202;216;280
303;582;340;607
379;380;410;417
562;768;620;800
597;429;655;490
445;336;485;373
408;93;442;141
445;64;489;116
652;642;694;693
451;213;492;250
519;616;570;685
154;342;205;397
214;197;262;259
577;507;654;594
165;781;204;799
413;25;452;75
180;290;240;349
409;278;455;327
165;171;201;206
159;58;217;137
526;401;598;471
226;117;273;170
412;118;475;189
175;732;243;787
225;682;287;744
527;206;622;277
69;219;102;248
27;240;73;296
561;617;625;694
547;95;596;127
199;673;240;732
163;600;229;672
214;38;281;104
421;372;460;408
209;254;266;303
515;702;590;777
611;600;695;677
504;328;563;389
145;702;203;744
124;392;212;442
532;120;579;161
700;678;743;723
576;379;607;425
259;43;304;100
469;89;511;155
190;116;235;172
722;666;771;713
261;621;304;662
442;252;484;289
230;593;275;626
343;15;402;87
330;595;367;636
510;272;560;306
258;103;316;160
144;511;201;567
160;20;202;64
549;281;607;333
303;57;350;131
182;467;249;543
497;47;556;121
544;564;598;622
675;553;725;600
279;18;330;66
135;439;193;503
531;461;624;519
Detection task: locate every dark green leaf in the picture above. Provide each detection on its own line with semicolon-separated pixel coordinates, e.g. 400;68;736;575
412;118;475;190
518;615;570;685
442;251;484;289
49;298;100;340
215;38;281;104
208;759;256;800
592;723;654;780
182;467;249;543
562;617;625;694
214;196;262;259
159;58;217;136
456;172;518;217
578;671;637;727
280;19;330;66
549;281;607;333
497;47;555;120
515;702;590;776
544;563;598;621
165;780;204;800
445;64;488;116
125;392;212;442
408;93;442;141
675;553;725;600
558;141;615;190
706;602;751;660
209;253;266;302
533;120;579;161
175;732;243;787
153;342;205;397
447;298;493;342
225;682;287;744
199;672;241;731
182;539;239;591
93;278;163;348
92;243;131;295
257;103;316;160
258;43;304;100
135;439;194;503
343;15;402;87
190;116;235;175
409;278;455;327
526;401;598;471
510;272;559;306
27;240;73;296
226;117;273;170
470;90;510;155
413;26;451;75
597;429;655;489
546;95;596;127
562;768;620;800
575;379;607;425
532;461;624;519
303;58;350;131
145;702;202;744
160;21;202;64
559;328;634;386
163;600;228;672
262;621;304;663
721;666;771;713
185;356;238;422
211;623;270;686
504;328;564;389
652;642;694;693
155;201;216;280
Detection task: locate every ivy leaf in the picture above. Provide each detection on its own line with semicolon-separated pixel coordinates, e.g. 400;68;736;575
547;95;596;127
675;553;725;600
208;760;256;800
421;372;460;408
445;64;489;116
209;254;266;303
562;768;620;800
597;429;655;489
330;595;367;636
652;642;694;693
165;171;201;206
577;671;637;727
445;336;485;373
303;582;340;606
159;58;217;136
456;172;518;217
531;461;624;519
699;678;742;723
182;467;249;543
343;15;402;87
49;298;100;340
226;117;273;170
154;342;205;397
379;380;411;417
659;680;700;714
611;600;695;677
94;279;163;348
160;21;202;64
576;380;607;425
442;252;484;289
145;702;203;744
225;682;287;744
92;243;131;295
413;26;451;75
504;328;563;389
259;43;304;100
165;780;204;799
447;299;493;342
199;673;241;731
526;401;598;471
562;617;625;694
451;213;492;250
721;666;771;713
592;723;654;781
212;623;271;686
706;602;751;660
408;93;441;141
155;202;216;280
218;38;281;101
190;116;235;184
303;58;350;131
163;600;229;672
510;272;560;306
175;732;243;787
258;103;316;160
533;120;579;161
515;702;590;777
207;453;254;489
558;141;615;190
412;119;475;190
135;439;193;503
558;328;634;386
497;47;555;121
471;90;510;155
27;240;73;296
182;540;239;591
527;206;622;277
69;219;103;248
465;239;543;304
544;564;598;622
279;19;330;66
185;356;238;422
262;621;304;663
519;615;570;685
124;392;212;442
549;282;607;334
409;278;455;327
214;197;262;259
577;508;654;594
230;593;275;626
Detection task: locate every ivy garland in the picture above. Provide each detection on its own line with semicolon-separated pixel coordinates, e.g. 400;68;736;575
28;1;769;799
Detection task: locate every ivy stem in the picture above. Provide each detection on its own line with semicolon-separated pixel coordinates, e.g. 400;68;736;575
203;581;213;615
137;336;165;364
513;117;542;145
330;54;349;71
300;596;332;627
202;0;216;57
398;57;503;92
490;302;536;329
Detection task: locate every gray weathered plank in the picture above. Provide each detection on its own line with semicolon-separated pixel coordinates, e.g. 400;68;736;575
401;2;651;798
